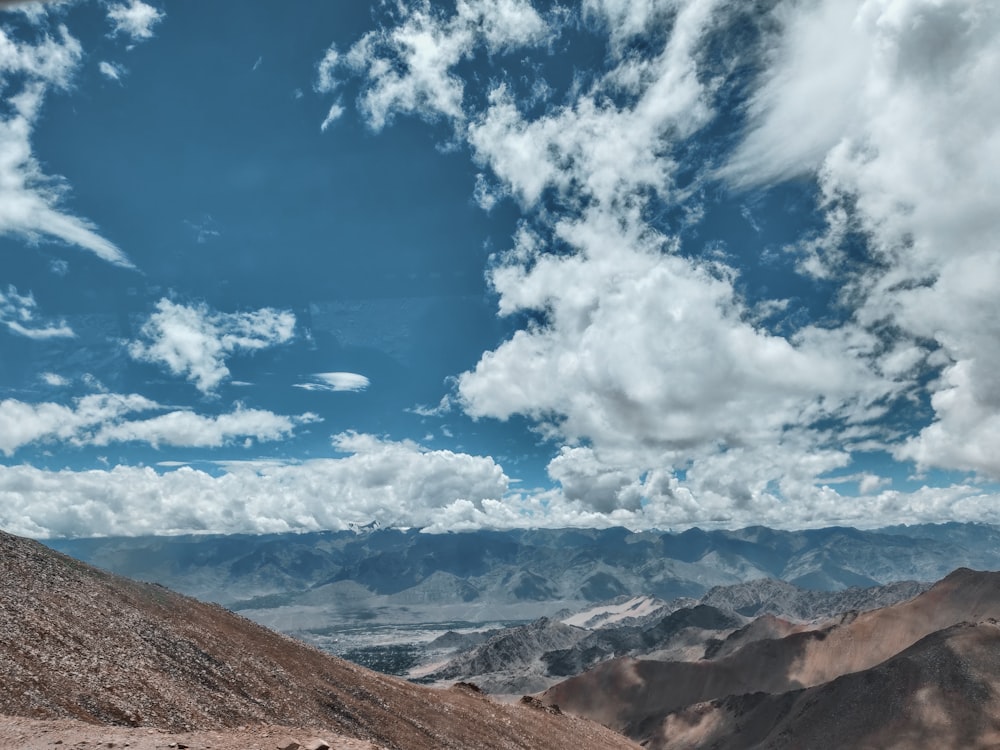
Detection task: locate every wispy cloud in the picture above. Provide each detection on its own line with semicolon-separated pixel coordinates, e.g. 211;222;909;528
293;372;370;393
40;372;69;387
0;25;132;266
0;285;73;339
97;60;125;80
91;404;320;449
129;299;296;394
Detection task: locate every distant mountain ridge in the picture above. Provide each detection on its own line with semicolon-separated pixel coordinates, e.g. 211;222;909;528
43;523;1000;611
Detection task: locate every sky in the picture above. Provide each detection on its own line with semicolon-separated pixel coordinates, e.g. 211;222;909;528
1;0;999;538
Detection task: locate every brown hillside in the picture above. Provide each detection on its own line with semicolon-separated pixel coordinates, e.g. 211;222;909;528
657;620;1000;750
542;567;1000;745
0;530;635;750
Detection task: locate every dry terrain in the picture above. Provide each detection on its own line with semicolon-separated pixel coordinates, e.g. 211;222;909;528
0;716;378;749
0;530;635;750
542;567;1000;748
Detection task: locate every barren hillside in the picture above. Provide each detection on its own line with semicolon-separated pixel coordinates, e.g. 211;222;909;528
542;568;1000;747
657;621;1000;750
0;530;634;750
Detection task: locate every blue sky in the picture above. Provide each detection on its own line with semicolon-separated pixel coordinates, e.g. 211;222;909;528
1;0;999;537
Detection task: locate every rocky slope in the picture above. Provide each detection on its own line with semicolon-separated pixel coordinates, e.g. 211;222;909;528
658;621;1000;750
541;568;1000;748
699;577;929;619
0;530;635;750
417;579;926;694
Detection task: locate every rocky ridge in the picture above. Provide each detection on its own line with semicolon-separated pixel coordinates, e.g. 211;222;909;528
417;578;929;694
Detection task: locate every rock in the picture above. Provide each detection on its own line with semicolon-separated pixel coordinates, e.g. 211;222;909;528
520;695;562;715
276;739;301;750
303;740;331;750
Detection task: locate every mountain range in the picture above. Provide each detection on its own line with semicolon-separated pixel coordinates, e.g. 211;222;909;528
45;522;1000;611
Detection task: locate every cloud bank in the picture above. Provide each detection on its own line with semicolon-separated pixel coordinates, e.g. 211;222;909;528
0;433;510;538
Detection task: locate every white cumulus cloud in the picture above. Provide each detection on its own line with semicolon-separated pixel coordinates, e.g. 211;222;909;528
0;432;510;537
326;0;550;131
724;0;1000;479
129;299;296;394
106;0;164;42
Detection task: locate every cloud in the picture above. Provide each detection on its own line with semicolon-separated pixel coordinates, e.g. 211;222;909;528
434;0;901;516
0;23;132;266
315;44;340;93
91;405;320;449
408;394;453;418
323;0;550;131
0;392;317;456
723;0;1000;480
106;0;164;42
329;0;1000;528
320;102;344;132
3;449;999;538
97;60;124;80
40;372;69;387
129;299;296;394
0;433;510;537
719;0;873;188
293;372;370;393
0;392;157;456
0;285;74;339
466;0;721;209
582;0;675;50
457;205;898;512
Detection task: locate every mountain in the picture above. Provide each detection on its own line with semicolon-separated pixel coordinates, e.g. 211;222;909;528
45;524;996;611
657;621;1000;750
540;568;1000;748
698;577;929;619
0;529;634;750
416;579;927;694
